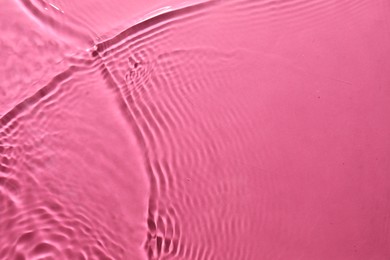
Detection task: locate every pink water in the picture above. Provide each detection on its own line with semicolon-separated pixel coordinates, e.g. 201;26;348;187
1;0;390;259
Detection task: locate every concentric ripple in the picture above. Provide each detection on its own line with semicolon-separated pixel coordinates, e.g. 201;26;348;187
1;0;390;259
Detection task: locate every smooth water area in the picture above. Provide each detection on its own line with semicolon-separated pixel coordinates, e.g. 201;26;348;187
1;0;390;259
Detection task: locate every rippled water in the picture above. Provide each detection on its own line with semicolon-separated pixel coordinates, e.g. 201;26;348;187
1;0;390;259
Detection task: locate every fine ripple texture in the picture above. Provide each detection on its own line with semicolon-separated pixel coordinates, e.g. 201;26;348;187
1;0;390;259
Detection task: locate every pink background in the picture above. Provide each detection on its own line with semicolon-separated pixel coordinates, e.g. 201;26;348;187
1;0;390;259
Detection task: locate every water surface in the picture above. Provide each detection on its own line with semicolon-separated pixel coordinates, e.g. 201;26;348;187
1;0;390;259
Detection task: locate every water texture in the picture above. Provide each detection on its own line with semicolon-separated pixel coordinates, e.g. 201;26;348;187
1;0;390;259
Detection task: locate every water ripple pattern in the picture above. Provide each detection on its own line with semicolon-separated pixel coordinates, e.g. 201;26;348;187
1;0;390;259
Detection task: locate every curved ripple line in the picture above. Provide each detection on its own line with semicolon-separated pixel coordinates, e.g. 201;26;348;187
95;0;218;53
